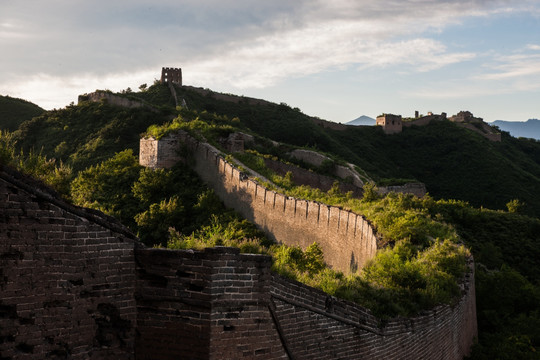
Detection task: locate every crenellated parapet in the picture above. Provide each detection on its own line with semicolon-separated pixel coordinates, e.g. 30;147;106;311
140;131;379;274
160;67;182;85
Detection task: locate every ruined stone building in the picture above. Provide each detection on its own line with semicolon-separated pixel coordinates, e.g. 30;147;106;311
160;67;182;85
376;114;402;134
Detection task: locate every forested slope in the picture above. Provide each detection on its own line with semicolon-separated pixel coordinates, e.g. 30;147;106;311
5;83;540;358
0;95;45;131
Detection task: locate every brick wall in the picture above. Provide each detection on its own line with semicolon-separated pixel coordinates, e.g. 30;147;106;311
77;91;158;112
139;134;183;169
135;247;287;360
0;167;137;359
263;158;363;198
140;131;379;274
1;165;477;358
378;183;427;198
270;258;477;359
310;117;351;130
135;245;477;360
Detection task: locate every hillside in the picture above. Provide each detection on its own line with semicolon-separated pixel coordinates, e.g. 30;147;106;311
0;95;45;131
327;122;540;217
167;85;540;218
11;84;540;217
13;99;172;172
492;119;540;140
4;82;540;358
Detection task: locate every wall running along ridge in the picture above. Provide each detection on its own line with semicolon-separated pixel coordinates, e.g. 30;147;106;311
1;165;477;359
77;91;158;112
139;131;379;274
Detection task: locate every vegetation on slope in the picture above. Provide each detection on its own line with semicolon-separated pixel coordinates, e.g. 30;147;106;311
13;99;171;172
4;83;540;357
0;95;45;131
151;84;540;218
143;109;472;318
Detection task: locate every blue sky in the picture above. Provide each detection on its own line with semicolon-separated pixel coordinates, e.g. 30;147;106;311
1;0;540;123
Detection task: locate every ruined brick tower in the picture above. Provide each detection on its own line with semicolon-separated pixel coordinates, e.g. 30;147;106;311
161;67;182;85
376;114;403;134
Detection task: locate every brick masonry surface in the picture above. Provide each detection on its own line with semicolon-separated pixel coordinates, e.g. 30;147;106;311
139;132;379;274
0;167;138;359
1;164;477;359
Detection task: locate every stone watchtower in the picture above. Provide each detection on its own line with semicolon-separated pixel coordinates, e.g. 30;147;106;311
376;114;402;134
161;67;182;85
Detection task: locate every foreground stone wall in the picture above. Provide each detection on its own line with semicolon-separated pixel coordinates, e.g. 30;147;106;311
135;246;477;360
135;247;287;360
140;132;379;274
0;167;138;359
1;166;477;359
270;258;477;359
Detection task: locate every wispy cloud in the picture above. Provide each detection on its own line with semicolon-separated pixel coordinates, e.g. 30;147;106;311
479;54;540;81
1;0;539;109
409;44;540;100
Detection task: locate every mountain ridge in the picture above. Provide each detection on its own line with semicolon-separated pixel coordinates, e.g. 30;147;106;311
490;119;540;140
0;94;45;131
346;115;375;126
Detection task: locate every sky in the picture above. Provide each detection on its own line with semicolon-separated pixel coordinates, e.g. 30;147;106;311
1;0;540;123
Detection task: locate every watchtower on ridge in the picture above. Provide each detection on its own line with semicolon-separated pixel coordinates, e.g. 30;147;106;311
161;67;182;85
376;114;402;134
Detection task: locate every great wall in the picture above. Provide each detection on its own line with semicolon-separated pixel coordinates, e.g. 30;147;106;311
0;68;478;359
1;164;477;359
140;131;379;274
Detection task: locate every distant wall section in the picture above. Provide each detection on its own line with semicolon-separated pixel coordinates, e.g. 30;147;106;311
78;91;158;112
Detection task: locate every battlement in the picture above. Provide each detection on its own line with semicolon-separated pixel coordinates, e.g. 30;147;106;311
140;131;379;274
377;110;501;141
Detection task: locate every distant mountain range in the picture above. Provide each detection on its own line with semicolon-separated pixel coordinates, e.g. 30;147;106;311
490;119;540;140
346;115;375;126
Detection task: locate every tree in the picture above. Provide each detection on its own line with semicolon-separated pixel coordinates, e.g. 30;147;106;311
506;199;524;214
70;149;141;223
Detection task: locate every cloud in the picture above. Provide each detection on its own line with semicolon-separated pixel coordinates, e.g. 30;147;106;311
408;47;540;100
0;70;156;109
479;54;540;81
1;0;538;108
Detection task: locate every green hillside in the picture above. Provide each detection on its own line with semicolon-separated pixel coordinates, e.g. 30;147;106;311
329;123;540;216
4;83;540;358
167;85;540;217
13;99;171;172
12;83;540;219
0;95;45;131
